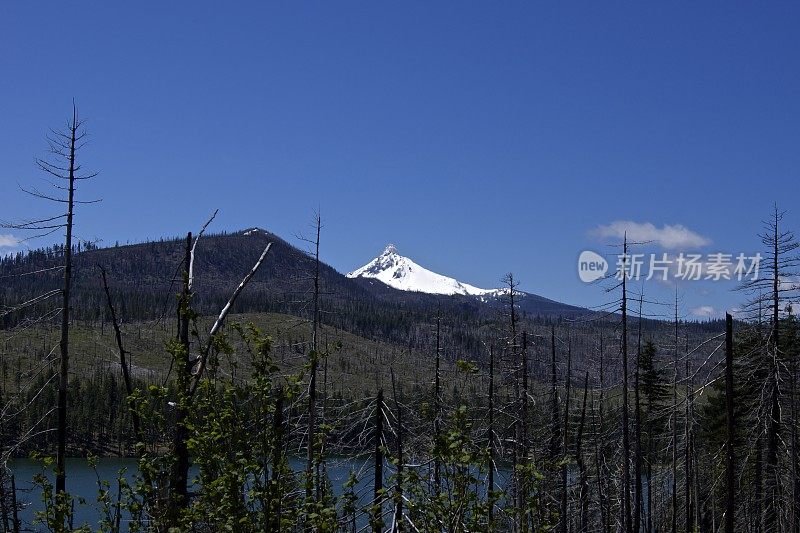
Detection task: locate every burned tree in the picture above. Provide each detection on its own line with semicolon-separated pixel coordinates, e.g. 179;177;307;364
620;235;633;533
2;103;99;517
502;272;524;526
304;214;323;504
738;206;800;531
725;313;735;533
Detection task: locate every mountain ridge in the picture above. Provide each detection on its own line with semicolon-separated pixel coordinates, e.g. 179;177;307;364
0;228;589;356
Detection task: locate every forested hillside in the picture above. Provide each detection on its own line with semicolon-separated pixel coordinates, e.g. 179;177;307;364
0;112;796;532
3;213;780;532
1;228;587;363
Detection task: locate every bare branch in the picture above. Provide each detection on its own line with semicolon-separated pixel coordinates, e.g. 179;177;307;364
190;242;273;394
188;209;219;291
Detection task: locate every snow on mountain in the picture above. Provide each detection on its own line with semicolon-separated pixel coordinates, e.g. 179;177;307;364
347;244;501;296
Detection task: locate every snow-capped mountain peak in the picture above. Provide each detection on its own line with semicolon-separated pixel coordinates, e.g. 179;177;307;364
347;244;496;296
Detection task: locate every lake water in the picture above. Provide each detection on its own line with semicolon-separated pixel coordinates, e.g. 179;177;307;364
9;456;381;532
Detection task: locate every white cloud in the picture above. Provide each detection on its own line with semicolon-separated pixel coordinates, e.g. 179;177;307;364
591;221;711;250
691;305;718;318
0;234;20;248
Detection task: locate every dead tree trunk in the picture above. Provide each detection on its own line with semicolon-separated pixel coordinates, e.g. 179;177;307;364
671;291;679;533
685;336;694;533
3;104;96;520
434;309;442;496
550;327;561;462
488;344;496;528
319;338;329;500
503;273;522;528
55;105;80;502
561;341;571;533
755;433;763;533
100;267;144;446
270;387;285;532
765;211;781;533
621;235;632;533
725;320;735;533
373;389;384;533
0;474;19;533
169;233;193;520
576;372;590;533
306;215;322;504
1;476;9;532
521;330;530;532
647;385;653;533
634;293;643;533
793;351;800;533
594;334;609;533
391;370;403;532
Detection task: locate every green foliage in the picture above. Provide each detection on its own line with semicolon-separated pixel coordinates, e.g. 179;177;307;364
339;471;359;529
30;454;89;533
515;462;555;532
405;405;493;531
456;360;478;374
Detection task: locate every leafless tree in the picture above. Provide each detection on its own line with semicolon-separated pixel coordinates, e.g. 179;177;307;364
2;103;99;519
738;206;800;532
488;342;496;529
502;272;524;527
725;312;735;533
634;291;644;533
671;290;679;533
434;307;442;497
576;371;590;532
373;388;385;533
561;339;572;533
304;213;322;504
619;234;633;533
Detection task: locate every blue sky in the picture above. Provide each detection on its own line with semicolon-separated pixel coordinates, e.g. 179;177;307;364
1;2;799;319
